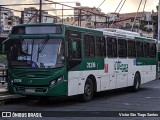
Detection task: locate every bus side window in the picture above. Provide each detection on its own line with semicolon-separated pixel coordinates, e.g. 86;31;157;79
66;30;82;59
107;37;117;57
66;30;82;69
144;42;150;58
84;34;95;57
136;41;144;58
149;43;156;58
118;38;127;57
128;40;136;58
96;36;106;57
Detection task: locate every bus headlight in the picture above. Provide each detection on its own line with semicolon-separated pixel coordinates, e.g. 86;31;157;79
50;76;64;87
50;80;56;87
10;79;14;83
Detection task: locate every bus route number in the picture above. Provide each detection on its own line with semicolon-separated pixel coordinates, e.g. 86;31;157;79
87;62;96;68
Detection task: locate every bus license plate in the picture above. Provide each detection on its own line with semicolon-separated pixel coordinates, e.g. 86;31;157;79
25;89;35;93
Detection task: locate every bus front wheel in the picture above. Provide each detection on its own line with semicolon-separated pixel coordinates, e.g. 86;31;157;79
80;78;93;102
131;73;141;92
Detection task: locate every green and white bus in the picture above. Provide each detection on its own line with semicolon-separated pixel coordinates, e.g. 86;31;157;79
4;23;157;102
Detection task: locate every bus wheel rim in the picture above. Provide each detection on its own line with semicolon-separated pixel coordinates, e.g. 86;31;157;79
85;84;92;96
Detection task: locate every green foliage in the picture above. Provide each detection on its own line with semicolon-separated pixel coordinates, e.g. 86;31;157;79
0;55;7;63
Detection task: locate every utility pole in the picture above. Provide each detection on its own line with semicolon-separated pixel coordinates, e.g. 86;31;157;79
20;11;24;24
0;6;1;34
39;0;42;23
158;0;160;43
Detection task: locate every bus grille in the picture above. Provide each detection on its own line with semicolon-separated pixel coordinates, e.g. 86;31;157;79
14;71;51;78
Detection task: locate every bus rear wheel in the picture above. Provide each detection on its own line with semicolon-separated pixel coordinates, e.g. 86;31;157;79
131;73;141;92
80;78;93;102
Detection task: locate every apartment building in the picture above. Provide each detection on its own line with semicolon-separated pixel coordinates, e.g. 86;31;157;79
0;7;20;34
74;6;106;28
112;12;154;38
23;7;61;24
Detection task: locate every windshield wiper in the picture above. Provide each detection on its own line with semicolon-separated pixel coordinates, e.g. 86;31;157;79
38;35;49;53
37;35;49;62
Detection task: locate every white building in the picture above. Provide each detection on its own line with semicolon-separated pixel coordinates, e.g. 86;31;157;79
73;6;106;28
0;7;19;34
42;12;61;23
23;7;39;24
23;7;61;24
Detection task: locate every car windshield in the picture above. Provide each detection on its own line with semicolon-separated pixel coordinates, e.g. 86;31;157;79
8;38;64;68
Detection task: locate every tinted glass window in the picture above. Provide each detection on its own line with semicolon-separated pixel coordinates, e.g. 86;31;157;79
149;43;156;58
128;40;136;57
96;36;106;57
136;41;143;57
107;37;117;57
84;35;95;57
118;39;127;57
144;42;149;58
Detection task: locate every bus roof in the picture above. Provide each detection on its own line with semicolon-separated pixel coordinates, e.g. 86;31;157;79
97;28;156;42
11;23;157;42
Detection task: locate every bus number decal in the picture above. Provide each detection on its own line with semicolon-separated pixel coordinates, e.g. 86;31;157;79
87;62;96;68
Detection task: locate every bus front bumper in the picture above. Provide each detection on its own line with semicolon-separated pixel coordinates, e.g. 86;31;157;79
8;81;68;97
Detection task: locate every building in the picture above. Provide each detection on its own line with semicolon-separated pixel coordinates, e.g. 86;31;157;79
23;7;39;24
74;6;107;28
42;11;61;23
3;16;20;34
111;12;154;38
0;7;20;34
23;7;61;24
58;17;93;27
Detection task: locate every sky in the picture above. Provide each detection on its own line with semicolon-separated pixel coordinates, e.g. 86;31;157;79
0;0;158;16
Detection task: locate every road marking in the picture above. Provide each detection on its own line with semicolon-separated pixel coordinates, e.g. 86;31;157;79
145;97;160;99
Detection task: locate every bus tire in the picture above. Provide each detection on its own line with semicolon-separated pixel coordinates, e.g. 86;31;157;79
131;73;141;92
80;78;93;102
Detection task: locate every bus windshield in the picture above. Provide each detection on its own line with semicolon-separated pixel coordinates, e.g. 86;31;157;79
8;38;64;68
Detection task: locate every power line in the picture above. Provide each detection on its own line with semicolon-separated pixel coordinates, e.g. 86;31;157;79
0;3;54;6
138;0;147;30
98;0;106;9
101;0;124;28
114;0;123;13
131;0;143;31
117;0;127;13
45;0;108;17
110;0;127;27
142;0;147;12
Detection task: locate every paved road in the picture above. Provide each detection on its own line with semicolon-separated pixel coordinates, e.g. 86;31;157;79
1;80;160;120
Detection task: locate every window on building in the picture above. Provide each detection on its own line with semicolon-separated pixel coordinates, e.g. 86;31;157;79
128;40;136;58
84;34;95;57
118;39;127;57
107;37;117;57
